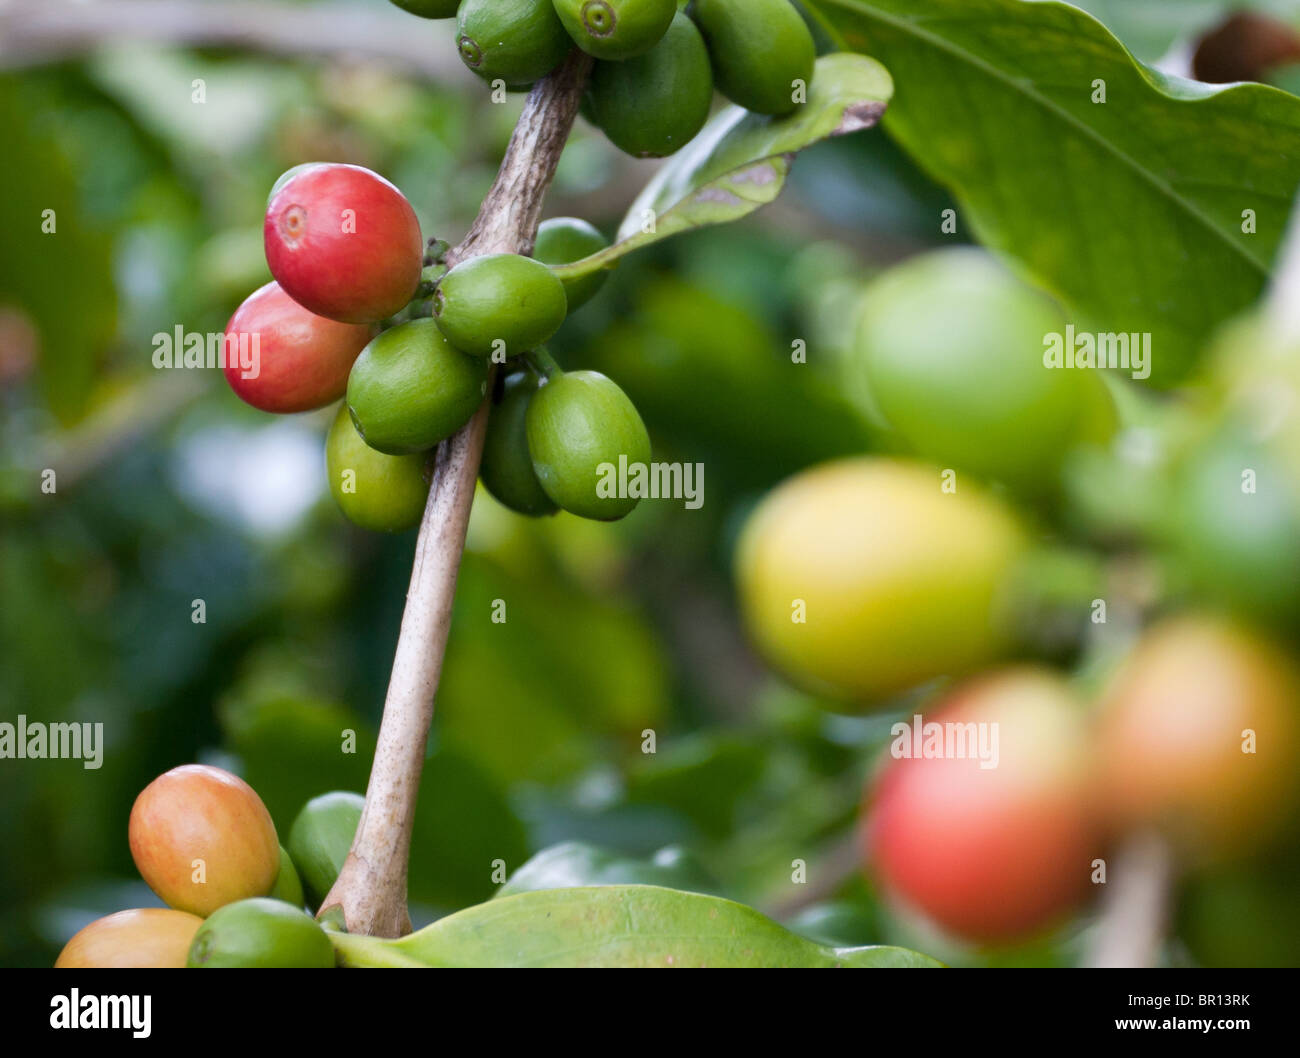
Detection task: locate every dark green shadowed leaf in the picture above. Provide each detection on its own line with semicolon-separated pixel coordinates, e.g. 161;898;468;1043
495;841;723;898
221;694;526;908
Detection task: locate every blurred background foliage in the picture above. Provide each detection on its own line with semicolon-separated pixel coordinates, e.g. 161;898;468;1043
0;3;947;967
2;0;1298;969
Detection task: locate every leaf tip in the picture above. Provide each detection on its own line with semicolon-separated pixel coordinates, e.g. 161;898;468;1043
835;100;888;137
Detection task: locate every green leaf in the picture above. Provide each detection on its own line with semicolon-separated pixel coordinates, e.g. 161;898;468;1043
625;733;768;839
219;693;377;833
437;552;669;785
807;0;1300;382
331;885;941;968
549;53;893;283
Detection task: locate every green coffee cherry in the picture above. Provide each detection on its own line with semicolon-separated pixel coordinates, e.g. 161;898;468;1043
457;0;572;86
691;0;815;116
268;847;305;909
433;253;569;360
525;369;651;521
849;249;1115;492
287;792;364;909
346;318;488;455
187;898;335;968
482;373;558;517
326;405;431;533
587;12;713;158
388;0;459;17
554;0;676;61
534;217;612;311
1166;423;1300;623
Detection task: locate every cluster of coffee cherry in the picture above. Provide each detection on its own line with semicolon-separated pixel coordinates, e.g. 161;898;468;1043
397;0;816;159
221;1;822;532
55;765;340;967
224;161;651;532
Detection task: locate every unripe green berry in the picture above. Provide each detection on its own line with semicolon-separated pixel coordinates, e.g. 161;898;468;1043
268;846;305;908
525;370;651;521
850;249;1116;492
587;11;713;158
326;405;431;533
482;372;558;517
288;792;365;910
534;217;612;312
554;0;676;61
346;319;488;455
187;898;335;969
691;0;815;117
433;253;569;359
457;0;572;86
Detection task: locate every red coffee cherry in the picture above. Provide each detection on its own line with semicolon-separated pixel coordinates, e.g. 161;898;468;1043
129;764;280;917
223;282;372;414
863;668;1099;944
264;163;423;324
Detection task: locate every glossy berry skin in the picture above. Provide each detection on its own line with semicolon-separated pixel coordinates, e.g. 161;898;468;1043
55;909;204;968
288;791;365;908
268;162;325;205
735;458;1027;707
534;217;611;311
187;898;335;968
849;249;1116;492
587;11;714;159
389;0;459;17
223;282;372;414
1097;615;1300;862
457;0;572;87
264;163;423;324
554;0;676;61
128;765;280;917
482;372;557;516
433;253;568;360
269;846;305;908
690;0;815;116
346;319;489;455
326;404;431;532
1165;423;1300;624
525;370;651;521
864;668;1098;944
